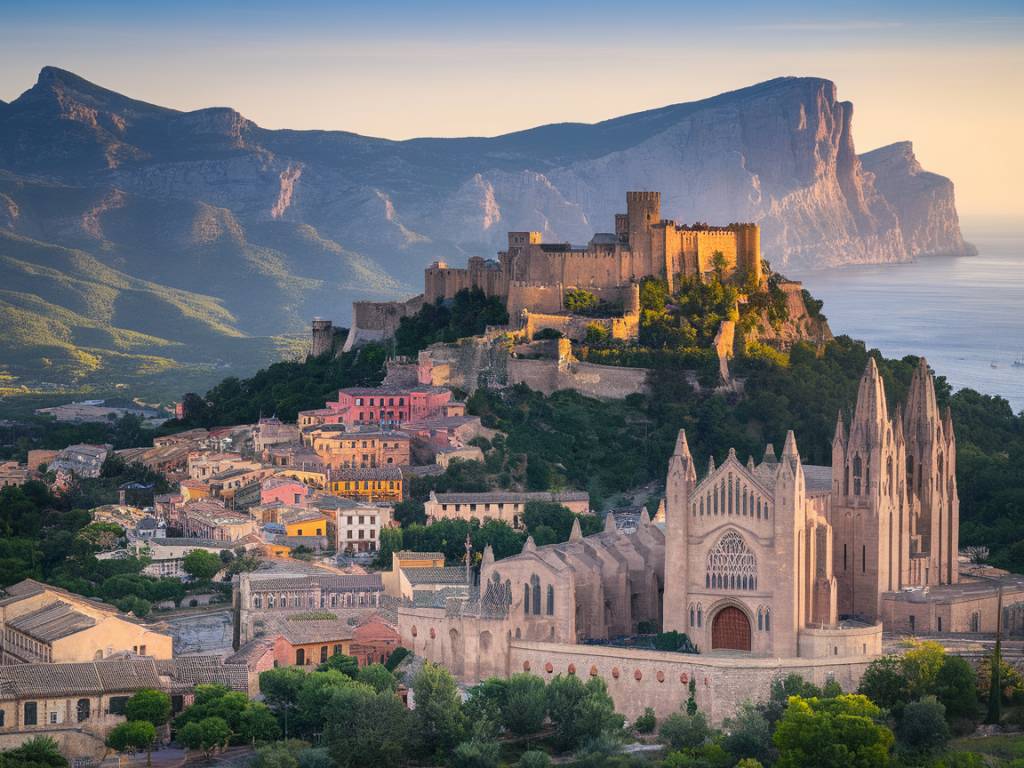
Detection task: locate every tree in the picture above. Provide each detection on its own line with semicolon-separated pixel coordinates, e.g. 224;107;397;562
325;685;412;768
896;696;950;757
0;737;68;768
658;711;711;752
773;694;894;768
106;721;156;765
317;652;358;677
933;655;980;731
546;675;623;752
722;702;774;766
122;689;170;766
464;678;508;735
502;673;547;736
633;707;657;734
356;663;398;693
858;655;912;715
517;751;552;768
182;549;222;581
902;640;947;698
412;662;466;758
125;689;171;728
260;667;307;739
451;736;501;768
178;716;232;760
375;526;403;567
238;702;282;746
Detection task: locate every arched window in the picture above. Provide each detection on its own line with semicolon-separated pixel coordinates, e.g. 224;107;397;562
531;575;541;615
887;457;894;498
853;455;863;496
280;594;287;608
765;608;771;632
757;608;763;631
689;605;695;626
253;595;261;609
697;604;703;627
268;594;275;609
546;586;554;616
523;584;530;616
706;531;758;591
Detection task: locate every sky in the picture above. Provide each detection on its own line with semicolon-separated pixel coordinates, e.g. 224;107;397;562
1;0;1022;219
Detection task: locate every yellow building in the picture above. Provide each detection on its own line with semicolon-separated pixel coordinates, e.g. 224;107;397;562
278;468;328;490
382;550;446;598
0;580;172;663
326;466;403;503
283;512;329;538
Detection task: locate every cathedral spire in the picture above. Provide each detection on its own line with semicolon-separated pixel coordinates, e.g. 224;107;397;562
523;536;536;553
604;511;617;534
707;454;716;475
853;357;889;433
762;443;776;464
833;410;845;445
672;429;697;483
782;429;799;459
639;507;651;527
569;517;583;542
904;356;939;444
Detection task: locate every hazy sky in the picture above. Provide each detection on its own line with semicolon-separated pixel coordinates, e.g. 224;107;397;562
2;0;1022;219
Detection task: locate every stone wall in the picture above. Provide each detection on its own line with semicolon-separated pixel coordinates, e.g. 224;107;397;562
508;358;649;399
521;311;639;343
342;295;424;351
508;640;873;724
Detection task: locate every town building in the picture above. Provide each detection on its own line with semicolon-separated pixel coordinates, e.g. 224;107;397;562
0;580;172;664
174;500;257;542
326;466;403;503
307;427;412;469
0;461;31;488
253;417;301;453
425;490;590;528
325;386;463;428
47;444;111;479
129;538;227;579
234;568;386;645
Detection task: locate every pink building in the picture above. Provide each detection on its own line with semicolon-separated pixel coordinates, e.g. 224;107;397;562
261;476;314;506
325;386;464;428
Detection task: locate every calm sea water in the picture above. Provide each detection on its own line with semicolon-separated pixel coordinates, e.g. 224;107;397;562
796;225;1024;413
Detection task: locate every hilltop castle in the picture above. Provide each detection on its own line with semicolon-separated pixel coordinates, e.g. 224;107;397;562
396;357;1004;723
339;192;763;350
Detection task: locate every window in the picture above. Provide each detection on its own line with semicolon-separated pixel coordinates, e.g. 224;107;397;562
546;585;554;616
253;595;261;609
524;584;530;615
24;702;37;726
938;617;943;632
843;544;847;571
706;531;757;591
758;608;763;631
765;608;771;632
909;615;916;632
109;696;129;715
697;605;703;627
531;575;541;614
971;612;980;632
862;545;866;574
296;648;306;665
321;646;328;663
853;455;863;496
689;606;695;626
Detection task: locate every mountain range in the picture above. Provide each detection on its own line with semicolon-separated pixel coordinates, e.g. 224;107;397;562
0;67;973;399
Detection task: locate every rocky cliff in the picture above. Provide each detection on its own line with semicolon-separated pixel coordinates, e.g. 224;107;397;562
0;68;972;390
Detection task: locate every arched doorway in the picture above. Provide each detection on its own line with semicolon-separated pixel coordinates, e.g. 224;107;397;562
711;606;751;651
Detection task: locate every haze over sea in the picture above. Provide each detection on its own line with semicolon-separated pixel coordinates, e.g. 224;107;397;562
799;221;1024;413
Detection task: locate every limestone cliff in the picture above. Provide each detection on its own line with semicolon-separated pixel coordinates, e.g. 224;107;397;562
859;141;976;258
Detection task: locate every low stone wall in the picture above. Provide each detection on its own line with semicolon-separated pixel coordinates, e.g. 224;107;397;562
508;358;649;399
0;727;108;761
509;641;874;724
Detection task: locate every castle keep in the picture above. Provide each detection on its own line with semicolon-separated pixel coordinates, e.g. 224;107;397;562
340;191;762;350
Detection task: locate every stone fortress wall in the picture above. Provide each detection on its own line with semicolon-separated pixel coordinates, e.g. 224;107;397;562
334;191;762;353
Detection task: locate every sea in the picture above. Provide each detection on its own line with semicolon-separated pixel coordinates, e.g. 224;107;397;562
796;222;1024;413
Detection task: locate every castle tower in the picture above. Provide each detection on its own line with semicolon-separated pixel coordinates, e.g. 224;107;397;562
311;318;334;357
830;358;904;621
904;358;959;585
626;192;660;279
662;429;697;635
734;224;764;287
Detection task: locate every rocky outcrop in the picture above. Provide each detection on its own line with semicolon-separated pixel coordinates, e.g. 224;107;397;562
860;142;976;258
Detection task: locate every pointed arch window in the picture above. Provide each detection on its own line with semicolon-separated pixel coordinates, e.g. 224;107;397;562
853;455;863;496
531;575;541;615
706;531;758;591
697;604;703;627
764;608;771;632
523;584;530;616
689;605;695;626
546;585;554;616
757;608;764;631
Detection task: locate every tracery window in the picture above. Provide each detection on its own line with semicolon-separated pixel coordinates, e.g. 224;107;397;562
853;455;863;496
706;531;757;591
531;575;541;615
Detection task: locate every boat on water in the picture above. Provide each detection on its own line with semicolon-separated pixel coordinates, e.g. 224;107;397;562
1013;353;1024;368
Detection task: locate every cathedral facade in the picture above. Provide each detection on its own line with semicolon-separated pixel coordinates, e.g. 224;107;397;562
397;357;972;720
